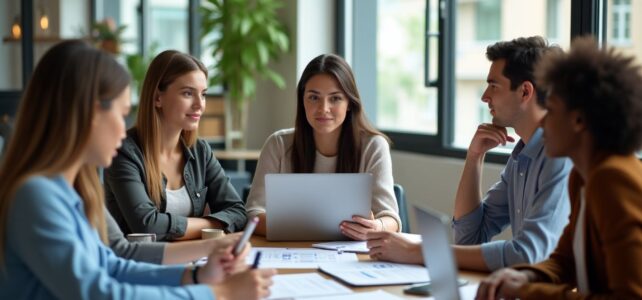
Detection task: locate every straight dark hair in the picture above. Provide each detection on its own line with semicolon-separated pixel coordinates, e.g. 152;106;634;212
291;54;389;173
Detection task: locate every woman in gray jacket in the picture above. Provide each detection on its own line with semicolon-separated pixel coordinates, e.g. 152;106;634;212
105;50;247;241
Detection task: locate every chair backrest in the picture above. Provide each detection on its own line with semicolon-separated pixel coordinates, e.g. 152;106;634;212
242;184;251;204
394;183;410;233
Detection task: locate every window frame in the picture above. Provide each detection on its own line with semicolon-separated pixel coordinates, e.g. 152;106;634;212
337;0;606;164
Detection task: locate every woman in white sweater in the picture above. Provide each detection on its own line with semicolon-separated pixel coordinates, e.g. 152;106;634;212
246;54;400;239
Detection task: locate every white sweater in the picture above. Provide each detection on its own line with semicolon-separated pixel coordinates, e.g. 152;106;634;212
245;128;401;230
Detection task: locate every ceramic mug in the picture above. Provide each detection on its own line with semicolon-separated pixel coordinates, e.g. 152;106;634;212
126;233;157;243
201;228;225;240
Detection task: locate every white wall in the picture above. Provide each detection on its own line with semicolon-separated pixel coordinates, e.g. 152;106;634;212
391;151;506;236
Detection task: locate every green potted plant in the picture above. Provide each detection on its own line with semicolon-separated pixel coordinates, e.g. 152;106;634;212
91;18;127;54
201;0;290;149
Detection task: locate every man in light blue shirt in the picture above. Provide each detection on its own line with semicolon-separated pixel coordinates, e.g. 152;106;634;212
366;36;571;272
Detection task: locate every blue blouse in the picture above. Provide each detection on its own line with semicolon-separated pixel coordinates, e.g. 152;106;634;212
0;175;214;300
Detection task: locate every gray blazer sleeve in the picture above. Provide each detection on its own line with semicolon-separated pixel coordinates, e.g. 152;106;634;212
202;141;247;232
106;209;165;264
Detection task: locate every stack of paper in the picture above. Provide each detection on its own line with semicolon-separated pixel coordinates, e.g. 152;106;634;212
319;261;430;286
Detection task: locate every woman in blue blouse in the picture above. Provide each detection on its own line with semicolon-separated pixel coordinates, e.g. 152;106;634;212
0;40;274;300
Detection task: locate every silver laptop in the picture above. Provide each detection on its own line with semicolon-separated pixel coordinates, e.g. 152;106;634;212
265;173;372;241
414;205;463;300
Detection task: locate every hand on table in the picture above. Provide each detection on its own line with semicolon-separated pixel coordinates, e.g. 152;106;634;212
366;231;423;264
475;268;530;300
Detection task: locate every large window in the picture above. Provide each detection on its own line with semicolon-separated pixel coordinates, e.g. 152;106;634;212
340;0;592;161
475;0;501;41
452;0;571;149
609;0;632;44
149;0;189;53
376;0;437;134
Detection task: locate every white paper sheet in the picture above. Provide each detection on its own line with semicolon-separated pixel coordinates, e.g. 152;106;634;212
312;233;422;254
416;283;480;300
312;241;369;253
267;273;352;300
303;290;403;300
319;261;430;286
246;247;358;269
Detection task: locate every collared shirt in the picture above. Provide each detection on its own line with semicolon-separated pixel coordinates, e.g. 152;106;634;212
0;175;213;300
105;128;247;240
452;128;572;271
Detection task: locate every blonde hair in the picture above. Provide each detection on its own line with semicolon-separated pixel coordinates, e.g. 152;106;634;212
0;40;130;264
135;50;207;206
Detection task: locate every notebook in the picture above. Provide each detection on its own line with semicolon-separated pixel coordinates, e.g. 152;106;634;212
266;173;372;241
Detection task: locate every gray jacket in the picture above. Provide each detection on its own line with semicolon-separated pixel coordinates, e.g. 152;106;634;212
105;128;247;241
106;209;165;264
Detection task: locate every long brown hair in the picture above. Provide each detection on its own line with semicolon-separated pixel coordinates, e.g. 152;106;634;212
135;50;207;206
291;54;389;173
0;40;131;263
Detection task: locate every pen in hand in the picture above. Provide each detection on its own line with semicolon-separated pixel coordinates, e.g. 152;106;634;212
251;251;262;269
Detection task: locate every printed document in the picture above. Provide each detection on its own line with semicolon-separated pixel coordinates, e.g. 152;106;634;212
245;247;358;269
303;290;403;300
319;261;430;286
312;233;422;254
267;273;352;299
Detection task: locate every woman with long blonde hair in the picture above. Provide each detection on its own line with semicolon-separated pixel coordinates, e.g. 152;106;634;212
105;50;246;241
0;40;274;300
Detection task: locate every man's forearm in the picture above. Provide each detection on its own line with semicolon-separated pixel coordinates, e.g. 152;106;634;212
453;244;489;272
453;152;485;220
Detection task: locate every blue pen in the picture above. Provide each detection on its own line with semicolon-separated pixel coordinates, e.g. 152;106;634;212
251;251;262;269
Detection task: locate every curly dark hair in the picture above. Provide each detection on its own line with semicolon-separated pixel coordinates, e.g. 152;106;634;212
536;36;642;155
486;36;562;106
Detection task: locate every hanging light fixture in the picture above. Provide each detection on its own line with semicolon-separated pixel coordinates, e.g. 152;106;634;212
39;5;49;31
11;16;21;39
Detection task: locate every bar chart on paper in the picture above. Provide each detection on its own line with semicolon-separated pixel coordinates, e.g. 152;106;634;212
245;247;358;268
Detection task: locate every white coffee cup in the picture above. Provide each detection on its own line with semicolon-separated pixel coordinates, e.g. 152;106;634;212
201;228;225;240
126;233;157;243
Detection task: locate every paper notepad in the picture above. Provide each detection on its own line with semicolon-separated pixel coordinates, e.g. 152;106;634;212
319;261;430;286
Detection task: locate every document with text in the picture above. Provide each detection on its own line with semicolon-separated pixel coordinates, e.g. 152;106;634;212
303;290;403;300
267;273;352;299
319;261;430;286
245;247;358;269
312;233;422;254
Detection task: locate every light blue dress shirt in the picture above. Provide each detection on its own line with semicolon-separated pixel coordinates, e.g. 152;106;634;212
0;175;214;300
452;128;572;271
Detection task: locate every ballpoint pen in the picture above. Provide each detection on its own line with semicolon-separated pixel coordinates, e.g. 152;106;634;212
251;251;262;269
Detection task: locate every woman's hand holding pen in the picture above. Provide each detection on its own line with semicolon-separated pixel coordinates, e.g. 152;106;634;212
212;248;277;299
198;234;254;284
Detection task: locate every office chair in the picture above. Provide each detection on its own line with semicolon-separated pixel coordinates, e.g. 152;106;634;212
394;183;410;233
242;184;252;204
